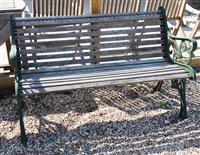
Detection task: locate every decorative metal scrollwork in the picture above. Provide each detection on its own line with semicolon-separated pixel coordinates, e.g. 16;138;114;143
169;38;193;65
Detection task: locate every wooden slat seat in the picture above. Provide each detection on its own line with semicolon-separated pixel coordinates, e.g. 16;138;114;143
19;59;190;94
9;7;197;145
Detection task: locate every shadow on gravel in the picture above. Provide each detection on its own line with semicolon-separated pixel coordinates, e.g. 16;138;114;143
0;88;99;121
1;110;199;154
0;82;179;122
1;80;200;154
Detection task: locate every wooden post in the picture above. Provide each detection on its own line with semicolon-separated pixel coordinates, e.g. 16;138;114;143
90;0;102;14
90;0;102;64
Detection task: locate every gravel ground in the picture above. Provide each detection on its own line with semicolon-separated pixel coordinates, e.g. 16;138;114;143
0;77;200;155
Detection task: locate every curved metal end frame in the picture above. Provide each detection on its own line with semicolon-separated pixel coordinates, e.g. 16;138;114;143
16;83;27;146
171;79;187;120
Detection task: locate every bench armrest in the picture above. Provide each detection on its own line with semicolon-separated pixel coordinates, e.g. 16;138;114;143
167;31;197;80
9;44;18;70
168;31;197;64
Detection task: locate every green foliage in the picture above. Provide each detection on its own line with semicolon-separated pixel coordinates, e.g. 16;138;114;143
162;100;169;108
129;83;137;88
162;100;174;109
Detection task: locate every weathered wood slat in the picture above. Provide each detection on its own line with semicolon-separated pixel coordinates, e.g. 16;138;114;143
15;20;162;34
21;69;187;88
17;33;162;48
18;39;162;55
15;10;161;21
20;53;163;67
19;53;163;68
19;58;167;74
20;62;171;80
20;62;173;82
21;69;186;87
20;73;190;94
15;27;162;42
19;46;162;61
20;69;188;90
20;65;182;82
14;14;162;27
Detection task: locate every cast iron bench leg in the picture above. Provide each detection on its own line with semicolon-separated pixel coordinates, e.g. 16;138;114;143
153;81;163;92
17;94;27;146
171;79;187;120
178;79;187;120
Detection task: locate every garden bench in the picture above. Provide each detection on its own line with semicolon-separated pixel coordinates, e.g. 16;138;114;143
9;7;197;145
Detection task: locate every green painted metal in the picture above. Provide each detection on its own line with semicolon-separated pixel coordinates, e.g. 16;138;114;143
171;79;187;120
160;6;197;80
153;81;163;92
159;7;170;60
160;6;196;119
9;15;18;69
179;79;187;120
10;15;27;146
16;86;27;146
167;33;197;80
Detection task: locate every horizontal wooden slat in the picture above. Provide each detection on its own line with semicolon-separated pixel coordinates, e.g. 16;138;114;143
20;54;158;68
15;10;161;21
20;72;189;94
20;69;189;93
18;39;162;55
15;20;162;34
19;46;162;61
19;58;167;74
21;68;187;87
21;69;186;87
17;33;162;48
20;64;182;82
15;27;162;41
14;14;162;27
20;73;189;94
21;61;171;79
20;53;163;69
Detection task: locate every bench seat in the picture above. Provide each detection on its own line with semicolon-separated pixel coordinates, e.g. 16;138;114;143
20;58;190;94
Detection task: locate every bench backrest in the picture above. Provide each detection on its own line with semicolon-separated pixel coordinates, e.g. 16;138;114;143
11;10;167;73
32;0;84;17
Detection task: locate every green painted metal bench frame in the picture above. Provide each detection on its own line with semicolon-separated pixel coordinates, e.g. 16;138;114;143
9;7;197;146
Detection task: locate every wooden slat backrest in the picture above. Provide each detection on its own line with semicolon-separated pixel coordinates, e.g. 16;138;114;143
144;0;186;20
100;0;141;13
13;11;165;72
90;0;142;62
32;0;84;17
